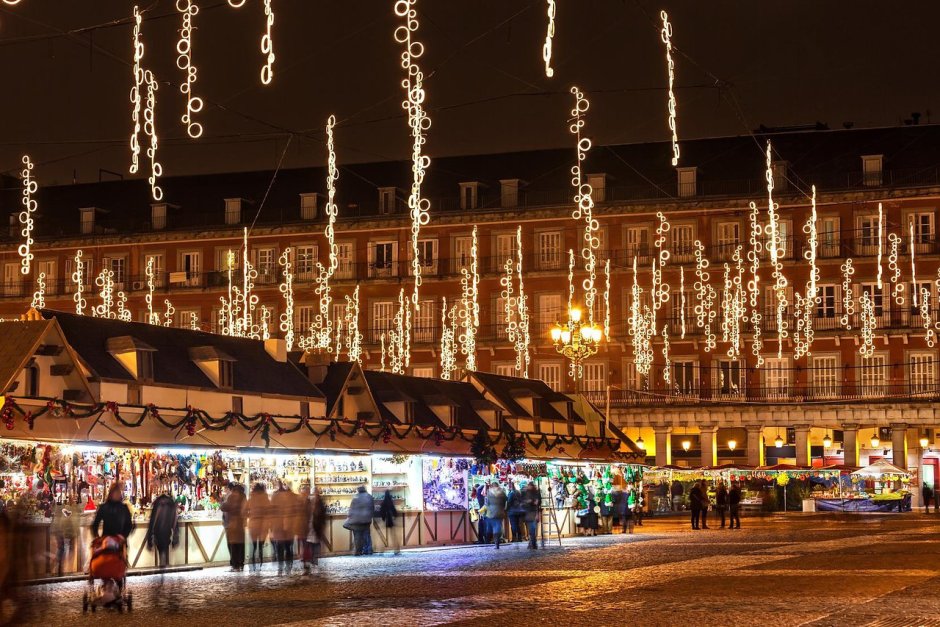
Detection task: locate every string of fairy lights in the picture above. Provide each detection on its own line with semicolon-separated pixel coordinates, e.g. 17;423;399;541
18;155;36;276
176;0;203;139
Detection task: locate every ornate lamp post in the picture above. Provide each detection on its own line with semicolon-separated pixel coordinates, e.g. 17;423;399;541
550;306;604;391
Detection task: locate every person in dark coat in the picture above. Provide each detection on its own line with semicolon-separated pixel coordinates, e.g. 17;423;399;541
505;481;525;542
923;483;933;513
303;488;327;572
670;479;684;511
379;490;400;555
578;491;600;536
728;482;742;529
485;484;507;548
612;487;631;533
92;483;134;539
473;483;490;544
220;483;248;571
688;482;702;530
345;486;375;556
715;481;728;529
698;481;710;529
522;482;541;549
145;493;178;569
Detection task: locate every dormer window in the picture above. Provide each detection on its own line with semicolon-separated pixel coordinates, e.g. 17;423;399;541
189;346;237;389
862;154;883;187
378;188;398;214
459;182;480;210
499;179;523;208
586;174;607;202
771;161;789;191
299;193;321;220
80;207;103;235
106;336;156;382
224;198;245;225
677;167;697;198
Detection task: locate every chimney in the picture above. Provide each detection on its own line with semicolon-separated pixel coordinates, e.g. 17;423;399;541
264;338;287;362
304;350;331;385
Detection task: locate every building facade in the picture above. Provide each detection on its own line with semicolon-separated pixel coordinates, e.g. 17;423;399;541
3;125;940;482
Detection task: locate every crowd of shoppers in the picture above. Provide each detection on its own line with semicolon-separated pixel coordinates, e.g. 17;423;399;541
688;480;742;530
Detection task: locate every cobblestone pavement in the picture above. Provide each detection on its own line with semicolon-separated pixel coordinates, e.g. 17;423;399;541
12;514;940;626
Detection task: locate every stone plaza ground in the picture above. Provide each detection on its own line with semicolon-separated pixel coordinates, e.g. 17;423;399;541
13;514;940;626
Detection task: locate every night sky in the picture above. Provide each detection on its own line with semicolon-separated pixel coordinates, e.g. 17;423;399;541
0;1;937;185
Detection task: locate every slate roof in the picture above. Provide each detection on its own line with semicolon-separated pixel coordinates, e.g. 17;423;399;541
39;310;323;399
5;125;940;240
363;370;490;431
0;320;53;394
470;371;573;423
318;361;356;416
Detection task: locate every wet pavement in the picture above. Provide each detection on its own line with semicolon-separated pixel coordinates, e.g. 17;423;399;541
11;514;940;626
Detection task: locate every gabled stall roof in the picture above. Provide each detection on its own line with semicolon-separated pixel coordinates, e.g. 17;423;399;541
469;371;575;423
362;370;491;431
0;318;94;400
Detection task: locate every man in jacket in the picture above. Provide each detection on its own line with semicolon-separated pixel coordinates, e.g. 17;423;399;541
92;483;134;539
728;482;742;529
698;481;710;529
688;482;702;530
485;484;507;548
715;481;728;529
345;485;375;556
923;483;933;513
220;483;248;571
505;480;525;542
145;493;179;570
522;482;542;549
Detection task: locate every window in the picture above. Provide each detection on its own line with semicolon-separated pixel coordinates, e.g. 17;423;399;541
494;363;517;376
219;361;234;389
64;256;93;293
459;183;479;210
181;251;201;287
583;362;607;393
295;305;315;334
372;301;395;340
335;243;354;279
812;356;839;398
677;167;697;197
232;395;243;413
860;355;887;397
816;285;837;319
819;216;840;257
671;224;694;261
715;360;744;396
857;215;881;254
177;309;199;330
764;357;790;399
454;236;473;273
776;220;791;259
910;212;935;249
862;154;883;187
300;193;318;220
143;253;164;287
538;294;563;331
910;353;936;395
537;362;563;392
80;208;95;234
716;223;740;258
152;204;167;230
911;281;934;318
587;174;607;202
670;289;694;335
411;239;437;273
127;384;142;405
379;188;397;214
537;231;563;270
370;242;397;277
860;283;885;317
138;352;154;381
626;226;650;262
3;263;21;297
224;199;242;224
623;362;649;391
414;299;435;342
671;361;697;395
771;161;788;191
253;247;277;284
102;256;126;287
411;366;434;379
295;245;317;281
494;234;517;268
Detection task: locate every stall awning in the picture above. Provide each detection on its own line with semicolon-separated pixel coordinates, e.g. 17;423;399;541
852;459;911;477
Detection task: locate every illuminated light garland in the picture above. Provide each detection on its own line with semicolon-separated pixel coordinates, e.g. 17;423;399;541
887;232;904;306
30;272;45;310
311;117;340;352
765;141;788;359
261;306;272;342
858;291;876;358
18;155;38;275
628;256;654;379
567;248;575;313
604;259;611;342
660;10;679;166
164;299;175;327
388;288;407;375
679;266;687;340
501;257;516;346
542;0;556;78
395;0;432;312
129;6;144;175
569;86;599;319
345;285;363;364
840;258;855;330
922;287;935;348
72;250;86;316
439;296;457;380
746;200;763;367
94;269;115;319
515;226;531;377
189;311;198;330
278;247;295;350
145;256;159;325
720;262;732;345
176;0;203;139
457;226;480;372
793;291;807;359
652;212;671;331
729;246;745;361
227;0;245;6
334;319;343;361
662;325;671;386
260;0;275;85
117;291;131;322
801;186;819;358
240;228;260;339
380;333;387;372
910;218;918;309
692;240;716;351
877;203;884;290
144;70;163;201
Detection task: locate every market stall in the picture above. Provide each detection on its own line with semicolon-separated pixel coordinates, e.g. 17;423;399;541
813;460;912;513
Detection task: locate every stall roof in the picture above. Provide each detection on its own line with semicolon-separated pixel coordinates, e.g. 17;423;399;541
852;459;911;476
0;320;54;394
469;371;573;423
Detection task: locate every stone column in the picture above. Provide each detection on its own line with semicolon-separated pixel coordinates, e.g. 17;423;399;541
841;424;860;467
654;427;672;467
700;426;718;467
746;425;765;467
891;424;908;470
794;425;812;467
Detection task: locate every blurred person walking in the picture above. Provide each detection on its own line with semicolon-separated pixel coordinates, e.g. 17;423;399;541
688;482;703;530
729;482;742;529
378;490;400;555
522;481;541;549
485;483;507;549
302;488;327;573
221;483;248;572
506;480;524;542
92;483;133;540
145;493;178;571
270;483;296;573
51;501;80;576
248;483;270;570
345;485;375;556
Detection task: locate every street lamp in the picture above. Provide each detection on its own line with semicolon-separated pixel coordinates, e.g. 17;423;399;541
550;306;604;386
727;439;737;452
774;431;784;448
870;433;880;448
681;438;691;451
636;435;646;450
920;434;930;448
823;432;832;448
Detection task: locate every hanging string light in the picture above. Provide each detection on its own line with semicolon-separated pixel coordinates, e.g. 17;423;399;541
94;269;115;319
129;6;144;175
662;325;671;385
18;155;37;276
72;250;86;316
241;228;260;339
792;291;807;359
164;299;175;327
395;0;431;311
260;0;275;85
345;285;363;364
679;266;687;340
144;70;163;201
876;203;884;290
569;86;599;319
501;257;516;345
261;306;273;342
457;226;479;372
516;226;531;377
660;10;679;166
389;288;407;374
693;240;716;351
840;258;855;330
746;200;764;366
117;291;131;322
765;142;788;358
652;212;671;329
801;186;819;358
334;318;342;361
858;291;875;358
145;256;157;324
176;0;203;138
380;333;387;372
542;0;556;78
312;116;340;352
189;311;199;330
604;259;611;342
278;247;295;350
910;218;918;309
921;287;935;348
567;248;575;313
439;296;457;380
888;232;904;305
629;256;654;378
30;272;45;310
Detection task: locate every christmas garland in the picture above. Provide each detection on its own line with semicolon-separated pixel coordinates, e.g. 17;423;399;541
1;396;635;458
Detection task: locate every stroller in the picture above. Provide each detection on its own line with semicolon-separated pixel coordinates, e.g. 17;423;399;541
82;535;133;613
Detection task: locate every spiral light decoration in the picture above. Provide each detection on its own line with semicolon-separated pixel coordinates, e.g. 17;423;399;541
313;116;340;351
117;291;131;322
240;228;259;338
18;155;37;275
345;285;363;364
278;247;295;350
660;10;679;166
458;226;479;372
693;240;716;351
440;296;457;380
800;185;819;358
921;287;935;348
679;266;687;340
542;0;556;78
30;272;45;310
840;258;855;330
662;326;671;385
569;86;599;318
876;203;884;289
604;259;611;342
94;269;115;319
888;232;904;305
567;248;575;313
129;6;144;175
145;256;159;325
858;291;876;358
515;226;531;376
144;70;163;201
910;218;918;308
164;299;175;327
260;0;275;85
176;0;203;138
189;311;199;330
652;212;671;330
72;250;86;316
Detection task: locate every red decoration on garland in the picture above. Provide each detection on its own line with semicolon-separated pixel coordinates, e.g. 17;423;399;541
105;401;121;417
433;429;443;447
147;403;161;421
23;411;34;431
382;424;392;444
2;406;15;430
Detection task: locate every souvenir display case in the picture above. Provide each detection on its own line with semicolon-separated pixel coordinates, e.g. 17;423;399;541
312;454;371;515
